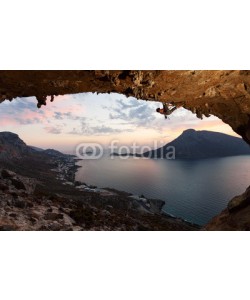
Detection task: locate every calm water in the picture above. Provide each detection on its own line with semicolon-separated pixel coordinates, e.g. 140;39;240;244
75;155;250;225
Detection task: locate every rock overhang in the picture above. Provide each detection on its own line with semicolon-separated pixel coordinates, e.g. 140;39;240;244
0;70;249;144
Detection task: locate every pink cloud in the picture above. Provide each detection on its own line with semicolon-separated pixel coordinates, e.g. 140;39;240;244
0;96;85;127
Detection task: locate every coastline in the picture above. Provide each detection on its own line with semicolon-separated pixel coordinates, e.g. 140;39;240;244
54;156;201;229
0;152;200;230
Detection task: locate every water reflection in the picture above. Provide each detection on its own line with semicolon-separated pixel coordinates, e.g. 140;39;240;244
76;155;250;225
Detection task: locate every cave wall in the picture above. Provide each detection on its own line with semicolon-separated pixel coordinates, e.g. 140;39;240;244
0;70;250;144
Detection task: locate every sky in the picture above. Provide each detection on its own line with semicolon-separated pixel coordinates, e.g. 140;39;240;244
0;93;239;153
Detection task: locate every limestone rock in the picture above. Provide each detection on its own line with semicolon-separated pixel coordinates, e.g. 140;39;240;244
11;178;26;190
1;169;16;179
0;70;249;145
228;186;250;212
205;186;250;230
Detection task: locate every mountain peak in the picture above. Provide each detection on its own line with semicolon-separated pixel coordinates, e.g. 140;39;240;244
0;131;69;161
144;129;250;159
0;131;26;145
183;128;196;133
0;131;20;138
182;129;196;134
0;131;29;160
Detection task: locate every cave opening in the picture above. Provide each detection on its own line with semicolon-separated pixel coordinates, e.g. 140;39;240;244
0;92;250;229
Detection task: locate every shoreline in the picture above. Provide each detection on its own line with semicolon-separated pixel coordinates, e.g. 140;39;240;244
0;155;200;230
54;156;201;229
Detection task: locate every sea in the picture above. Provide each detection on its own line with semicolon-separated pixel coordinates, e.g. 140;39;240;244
75;155;250;225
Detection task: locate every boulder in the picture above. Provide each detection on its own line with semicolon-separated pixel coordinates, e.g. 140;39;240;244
0;182;8;192
228;186;250;212
1;169;16;179
44;213;64;221
9;213;17;218
11;178;26;190
148;199;165;213
13;198;26;209
0;225;17;231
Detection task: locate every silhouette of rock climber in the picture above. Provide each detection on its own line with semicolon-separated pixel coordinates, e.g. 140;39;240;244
156;103;178;119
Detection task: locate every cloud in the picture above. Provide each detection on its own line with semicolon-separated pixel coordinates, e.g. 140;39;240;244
0;95;87;128
115;98;141;109
107;97;159;127
54;111;86;121
4;97;38;111
68;120;133;136
104;97;233;137
0;92;236;145
54;112;64;120
44;126;63;134
0;97;55;126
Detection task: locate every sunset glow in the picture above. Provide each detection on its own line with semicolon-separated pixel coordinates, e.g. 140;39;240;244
0;93;239;153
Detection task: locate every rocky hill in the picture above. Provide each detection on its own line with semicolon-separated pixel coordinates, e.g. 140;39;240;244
0;132;32;160
143;129;250;159
0;131;68;160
